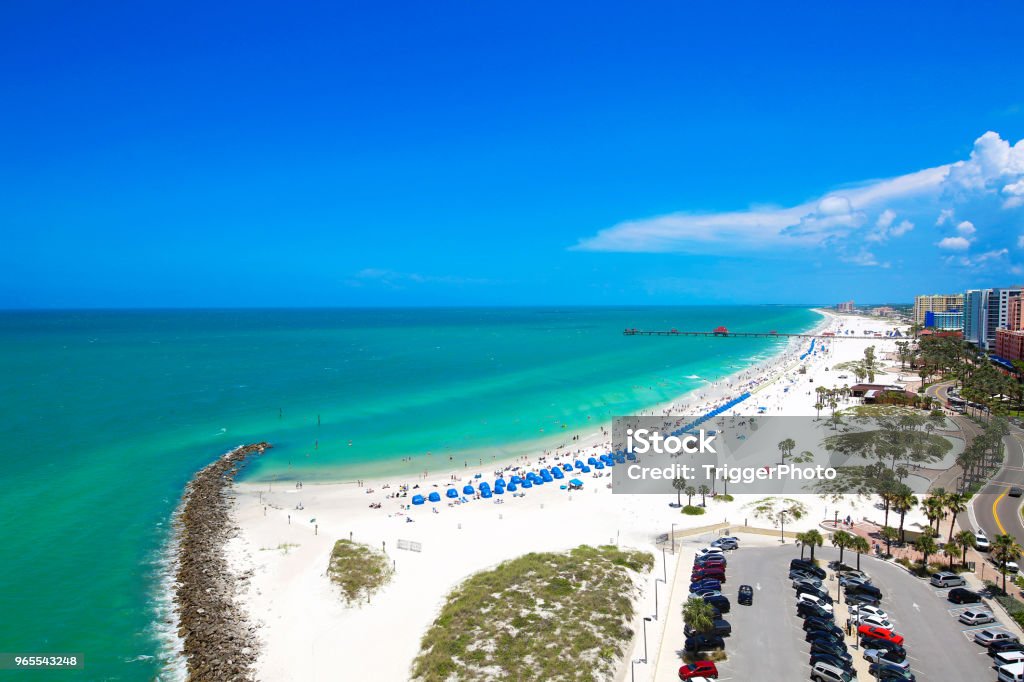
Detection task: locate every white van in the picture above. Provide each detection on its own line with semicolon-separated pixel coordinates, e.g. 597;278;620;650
998;661;1024;682
995;651;1024;668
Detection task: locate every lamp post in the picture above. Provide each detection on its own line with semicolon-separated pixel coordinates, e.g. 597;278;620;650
642;616;652;662
662;546;668;583
671;523;677;553
654;579;662;620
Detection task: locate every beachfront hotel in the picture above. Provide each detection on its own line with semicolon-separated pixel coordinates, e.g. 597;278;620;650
912;293;963;326
964;287;1023;350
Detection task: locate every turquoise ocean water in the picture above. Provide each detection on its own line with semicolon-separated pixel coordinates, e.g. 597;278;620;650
0;306;819;680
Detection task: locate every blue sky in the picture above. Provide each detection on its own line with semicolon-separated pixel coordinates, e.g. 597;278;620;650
2;1;1023;308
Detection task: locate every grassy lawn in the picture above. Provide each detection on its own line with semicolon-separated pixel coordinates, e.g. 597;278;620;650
327;539;394;604
411;545;654;682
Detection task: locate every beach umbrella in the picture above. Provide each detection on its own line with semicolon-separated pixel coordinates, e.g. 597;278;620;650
481;489;492;499
495;479;506;488
412;494;425;505
479;481;491;491
540;471;553;482
511;475;524;484
551;468;564;479
594;462;605;470
521;480;533;488
587;457;598;465
428;492;441;502
463;484;475;495
492;486;504;495
446;488;459;499
506;483;518;492
562;463;573;471
574;460;585;469
580;466;591;473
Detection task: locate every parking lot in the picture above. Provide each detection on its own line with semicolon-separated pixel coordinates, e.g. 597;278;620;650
667;534;1010;681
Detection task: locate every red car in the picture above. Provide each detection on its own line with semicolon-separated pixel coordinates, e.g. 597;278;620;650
678;660;718;679
695;559;726;570
691;572;726;583
858;624;904;645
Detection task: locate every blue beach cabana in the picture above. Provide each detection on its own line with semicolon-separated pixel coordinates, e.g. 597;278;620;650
580;465;591;473
587;456;598;465
594;462;605;470
446;488;459;499
463;484;475;495
506;482;518;492
492;486;504;495
550;468;563;479
521;479;533;488
481;489;492;499
412;494;425;505
561;463;573;471
428;491;441;502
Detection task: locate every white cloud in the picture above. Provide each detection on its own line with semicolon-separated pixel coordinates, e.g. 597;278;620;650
956;220;976;237
841;249;889;268
938;236;971;251
574;131;1024;255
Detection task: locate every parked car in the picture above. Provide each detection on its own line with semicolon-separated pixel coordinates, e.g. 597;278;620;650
678;661;718;680
711;537;739;550
1007;561;1020;574
975;629;1020;647
805;624;844;643
861;638;905;659
838;575;870;588
864;647;913;667
864;648;908;666
959;608;995;625
791;559;827;579
798;593;835;612
809;639;852;664
696;547;726;557
690;578;722;591
930;571;966;588
849;604;889;622
803;616;837;632
689;588;722;599
685;619;731;637
794;576;824;590
858;613;895;630
858;625;904;645
810;651;855;672
846;583;883;599
811;661;853;682
976;530;991;551
1011;488;1023;498
737;584;753;605
948;587;983;604
838;568;869;580
989;641;1024;657
797;585;833;603
797;601;833;620
691;570;726;583
869;662;916;681
683;633;724;653
702;594;730;614
846;592;881;607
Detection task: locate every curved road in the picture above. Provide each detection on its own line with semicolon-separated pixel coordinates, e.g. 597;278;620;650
928;381;1024;545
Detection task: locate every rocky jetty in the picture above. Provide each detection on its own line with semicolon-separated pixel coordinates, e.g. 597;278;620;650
174;442;270;681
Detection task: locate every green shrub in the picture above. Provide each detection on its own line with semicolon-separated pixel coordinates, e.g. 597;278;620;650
682;505;706;516
327;539;394;604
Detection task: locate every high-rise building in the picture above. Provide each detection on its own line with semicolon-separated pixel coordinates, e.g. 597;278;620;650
836;301;854;313
913;294;963;326
1009;296;1023;332
963;287;1023;350
924;310;964;330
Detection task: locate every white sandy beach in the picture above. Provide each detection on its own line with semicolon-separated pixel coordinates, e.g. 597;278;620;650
227;311;938;681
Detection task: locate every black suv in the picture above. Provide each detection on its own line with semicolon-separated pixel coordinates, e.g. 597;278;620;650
738;584;753;605
797;601;833;620
948;587;982;604
683;633;725;652
703;594;731;613
846;583;883;599
790;558;827;579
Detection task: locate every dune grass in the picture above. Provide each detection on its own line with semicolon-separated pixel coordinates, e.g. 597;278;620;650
411;545;653;682
326;539;394;604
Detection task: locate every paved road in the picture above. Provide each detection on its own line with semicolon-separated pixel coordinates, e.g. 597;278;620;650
926;381;1024;554
724;544;999;682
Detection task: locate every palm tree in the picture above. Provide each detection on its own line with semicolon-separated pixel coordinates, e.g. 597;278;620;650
684;486;696;506
943;542;959;568
832;530;854;568
851;535;871;571
914;533;938;570
880;526;899;557
698;484;710;506
682;596;715;635
944;493;969;542
672;477;687;507
892;488;918;544
778;438;796;465
801;529;824;562
923;494;945;536
953;529;977;567
992;534;1024;595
